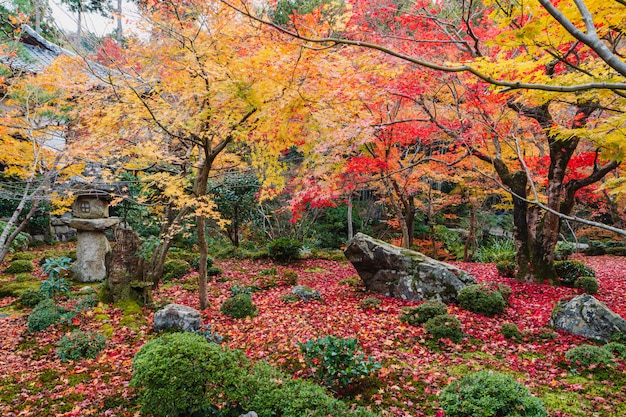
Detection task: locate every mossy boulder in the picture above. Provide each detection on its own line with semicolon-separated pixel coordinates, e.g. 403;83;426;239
344;233;475;303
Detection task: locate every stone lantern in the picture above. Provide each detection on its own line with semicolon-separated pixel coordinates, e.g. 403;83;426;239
69;191;120;282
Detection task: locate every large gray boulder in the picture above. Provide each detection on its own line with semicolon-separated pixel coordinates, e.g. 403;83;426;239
344;233;475;303
154;304;202;332
550;294;626;342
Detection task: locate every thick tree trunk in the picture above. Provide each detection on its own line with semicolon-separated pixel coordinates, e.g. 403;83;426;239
347;193;354;241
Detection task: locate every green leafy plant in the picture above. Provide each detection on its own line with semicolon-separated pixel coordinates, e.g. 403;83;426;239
359;297;381;310
5;259;35;274
267;237;302;262
496;261;516;278
27;299;62;332
576;276;599;294
424;314;464;342
473;238;515;263
399;300;447;325
39;277;71;299
299;336;381;390
56;330;106;362
565;344;614;375
439;370;548;417
131;333;250;417
457;283;508;317
41;256;72;279
220;293;258;319
500;322;522;342
193;324;224;344
0;221;29;252
554;260;596;287
161;259;191;282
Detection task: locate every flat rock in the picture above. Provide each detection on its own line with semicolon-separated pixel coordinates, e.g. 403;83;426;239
550;294;626;342
69;217;120;231
154;303;202;332
344;233;475;303
292;285;321;302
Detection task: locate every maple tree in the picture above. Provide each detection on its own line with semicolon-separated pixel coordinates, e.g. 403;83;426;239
0;41;84;262
224;0;626;283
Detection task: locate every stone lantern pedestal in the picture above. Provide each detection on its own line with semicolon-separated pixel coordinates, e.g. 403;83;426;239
70;217;120;282
70;194;119;283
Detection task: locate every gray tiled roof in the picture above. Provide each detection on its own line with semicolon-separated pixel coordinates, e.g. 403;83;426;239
1;25;74;75
1;25;113;80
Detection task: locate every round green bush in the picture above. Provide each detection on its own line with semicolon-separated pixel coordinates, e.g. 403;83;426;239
5;259;35;274
190;254;214;271
359;297;381;310
283;270;299;286
57;330;106;361
131;333;250;417
424;314;464;342
439;370;548;417
14;272;35;282
576;276;599;294
565;344;614;374
11;252;34;261
603;342;626;360
220;293;258;319
161;259;191;282
18;289;46;308
457;283;507;317
267;237;302;262
496;261;516;278
400;300;447;326
500;322;522;342
555;260;596;287
27;299;61;332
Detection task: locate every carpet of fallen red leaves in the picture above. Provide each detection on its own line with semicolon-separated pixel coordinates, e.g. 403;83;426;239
1;253;625;417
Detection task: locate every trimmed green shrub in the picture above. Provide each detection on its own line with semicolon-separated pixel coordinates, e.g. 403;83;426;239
500;322;522;342
439;370;548;417
220;293;258;319
565;344;614;374
27;299;62;332
240;361;376;417
283;270;299;286
259;267;278;276
496;261;516;278
267;237;302;262
14;272;35;282
18;289;46;308
161;259;191;282
457;283;508;317
554;260;596;287
359;297;381;310
603;342;626;360
299;336;381;390
575;276;599;294
131;333;250;417
424;314;464;342
11;252;34;261
399;300;447;326
5;259;35;274
56;330;106;361
190;255;214;271
207;266;222;277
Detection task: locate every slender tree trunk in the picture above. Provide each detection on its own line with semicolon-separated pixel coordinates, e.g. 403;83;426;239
35;0;42;33
464;203;476;262
194;157;211;310
116;0;123;43
347;193;354;241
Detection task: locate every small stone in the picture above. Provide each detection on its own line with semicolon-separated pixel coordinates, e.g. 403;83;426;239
239;412;258;417
154;304;202;332
292;285;321;302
